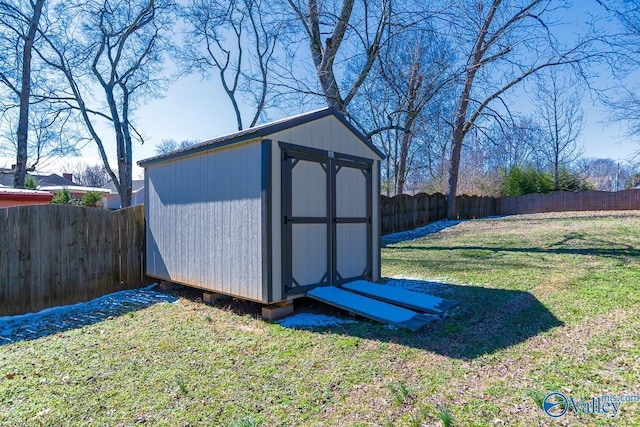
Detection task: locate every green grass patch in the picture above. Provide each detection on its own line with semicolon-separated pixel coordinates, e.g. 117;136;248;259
1;211;639;425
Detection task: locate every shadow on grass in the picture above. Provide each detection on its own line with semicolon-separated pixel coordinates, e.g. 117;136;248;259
23;280;562;361
0;286;178;346
386;241;640;261
281;278;564;360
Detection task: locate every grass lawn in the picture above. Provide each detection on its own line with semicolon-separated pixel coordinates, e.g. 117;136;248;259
1;211;639;426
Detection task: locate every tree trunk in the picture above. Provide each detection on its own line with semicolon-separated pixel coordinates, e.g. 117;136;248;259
395;59;422;195
106;84;133;208
13;0;45;188
446;130;464;219
385;154;391;196
117;96;133;208
395;130;412;195
446;72;476;219
445;1;500;218
117;139;132;207
554;150;559;190
118;164;132;207
319;71;343;111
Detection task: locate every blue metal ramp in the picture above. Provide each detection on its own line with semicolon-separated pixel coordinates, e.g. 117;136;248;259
342;280;456;315
306;286;437;331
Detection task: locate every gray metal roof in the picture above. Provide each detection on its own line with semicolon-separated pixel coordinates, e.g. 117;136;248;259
0;171;75;187
138;107;385;167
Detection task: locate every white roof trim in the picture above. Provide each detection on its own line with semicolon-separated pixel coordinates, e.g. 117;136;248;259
0;188;52;195
39;185;111;193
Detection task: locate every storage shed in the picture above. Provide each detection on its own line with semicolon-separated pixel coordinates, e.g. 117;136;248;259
138;107;383;304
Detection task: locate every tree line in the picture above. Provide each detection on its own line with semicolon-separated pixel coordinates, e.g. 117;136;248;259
1;0;639;215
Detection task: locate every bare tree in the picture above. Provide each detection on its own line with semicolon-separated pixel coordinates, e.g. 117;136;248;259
595;1;640;138
443;0;600;218
180;0;280;130
40;0;175;207
457;131;505;196
379;32;452;195
482;115;543;171
154;138;198;155
0;0;45;187
0;104;81;170
285;0;391;112
65;162;111;188
576;157;618;191
349;20;455;196
417;105;455;194
535;70;584;189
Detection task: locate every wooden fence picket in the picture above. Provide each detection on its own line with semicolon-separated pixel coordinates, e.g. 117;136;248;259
382;189;640;235
0;204;150;316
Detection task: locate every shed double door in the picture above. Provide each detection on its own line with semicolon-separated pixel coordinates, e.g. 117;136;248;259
281;144;372;296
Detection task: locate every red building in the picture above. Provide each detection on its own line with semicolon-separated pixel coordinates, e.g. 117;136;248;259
0;187;54;208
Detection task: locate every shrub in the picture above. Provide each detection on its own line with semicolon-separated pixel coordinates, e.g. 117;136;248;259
503;166;594;196
24;176;38;190
625;173;640;189
503;166;554;196
556;167;595;192
81;191;103;208
51;188;72;204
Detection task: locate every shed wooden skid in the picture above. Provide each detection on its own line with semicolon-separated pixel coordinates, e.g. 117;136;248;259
139;108;383;304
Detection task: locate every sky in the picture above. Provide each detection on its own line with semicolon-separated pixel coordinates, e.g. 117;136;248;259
2;0;639;180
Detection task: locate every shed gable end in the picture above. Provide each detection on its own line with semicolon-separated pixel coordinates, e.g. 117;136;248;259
266;115;381;160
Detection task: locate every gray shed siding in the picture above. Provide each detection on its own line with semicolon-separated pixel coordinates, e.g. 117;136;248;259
145;140;265;301
267;115;381;300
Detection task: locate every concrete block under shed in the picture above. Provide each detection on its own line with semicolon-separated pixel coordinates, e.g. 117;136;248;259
203;292;230;304
262;303;294;321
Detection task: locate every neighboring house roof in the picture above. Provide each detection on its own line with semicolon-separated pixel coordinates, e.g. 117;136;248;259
0;187;53;195
0;170;75;187
0;171;16;187
138;107;385;167
33;173;75;186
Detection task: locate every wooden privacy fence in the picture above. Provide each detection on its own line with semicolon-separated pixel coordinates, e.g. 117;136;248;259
381;193;496;234
381;193;444;235
381;189;640;235
0;204;150;316
497;189;640;215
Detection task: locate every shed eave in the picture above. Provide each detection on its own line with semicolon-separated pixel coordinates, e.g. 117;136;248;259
138;131;261;167
138;107;384;168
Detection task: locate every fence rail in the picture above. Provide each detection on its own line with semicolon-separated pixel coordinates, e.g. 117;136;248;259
381;189;640;235
0;204;150;316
